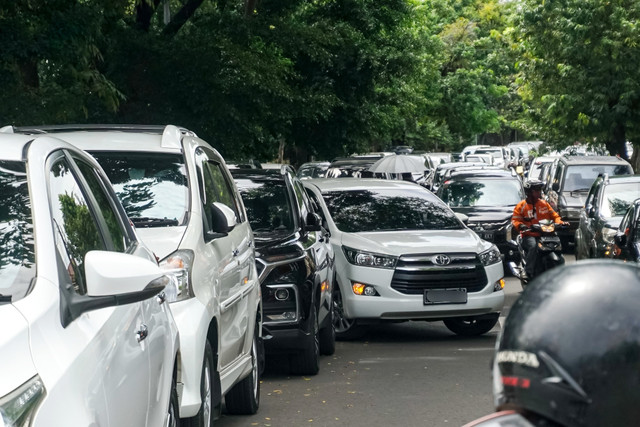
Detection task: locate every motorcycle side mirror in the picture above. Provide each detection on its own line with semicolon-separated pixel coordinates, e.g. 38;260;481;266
614;232;627;248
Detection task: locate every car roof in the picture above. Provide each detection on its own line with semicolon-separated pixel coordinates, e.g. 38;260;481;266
560;155;630;165
231;168;287;182
304;177;427;192
447;170;518;180
0;133;34;160
601;174;640;184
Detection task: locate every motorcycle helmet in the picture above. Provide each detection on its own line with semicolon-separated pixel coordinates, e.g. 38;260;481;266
493;260;640;426
523;179;545;194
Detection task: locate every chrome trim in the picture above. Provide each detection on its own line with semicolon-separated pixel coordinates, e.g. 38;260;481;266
256;254;306;283
263;283;301;325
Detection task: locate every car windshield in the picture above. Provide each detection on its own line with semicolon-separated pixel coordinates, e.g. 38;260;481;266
564;165;633;192
322;187;461;232
439;179;523;207
235;178;295;234
0;161;35;301
91;152;189;226
601;183;640;217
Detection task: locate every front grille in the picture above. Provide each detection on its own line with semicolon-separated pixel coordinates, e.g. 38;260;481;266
391;253;488;294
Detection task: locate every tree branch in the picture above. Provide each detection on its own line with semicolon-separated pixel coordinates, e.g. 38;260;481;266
162;0;205;37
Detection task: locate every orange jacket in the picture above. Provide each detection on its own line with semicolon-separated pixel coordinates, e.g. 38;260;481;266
512;198;562;237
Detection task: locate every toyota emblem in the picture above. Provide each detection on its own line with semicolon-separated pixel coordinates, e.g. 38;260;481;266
433;254;451;266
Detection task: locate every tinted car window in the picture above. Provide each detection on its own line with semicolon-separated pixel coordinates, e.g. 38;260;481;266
0;160;34;300
235;178;294;234
439;179;523;207
564;165;632;191
323;188;462;232
49;156;105;294
75;159;129;252
601;183;640;217
91;151;189;226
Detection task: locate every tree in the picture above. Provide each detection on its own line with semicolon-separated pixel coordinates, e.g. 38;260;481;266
514;0;640;165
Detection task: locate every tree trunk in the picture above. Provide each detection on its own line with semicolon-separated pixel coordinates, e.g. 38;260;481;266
136;0;162;32
631;144;640;172
611;122;627;159
162;0;205;36
18;58;39;88
278;138;286;164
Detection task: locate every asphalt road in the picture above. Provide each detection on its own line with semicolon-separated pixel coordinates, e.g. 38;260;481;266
217;256;575;427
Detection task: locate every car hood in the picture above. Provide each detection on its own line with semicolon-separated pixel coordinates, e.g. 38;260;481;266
450;206;514;223
0;304;37;396
136;226;187;260
340;229;489;256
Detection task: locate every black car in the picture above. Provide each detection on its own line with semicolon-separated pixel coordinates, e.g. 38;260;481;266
436;169;524;263
576;174;640;259
544;155;634;247
232;167;335;375
610;198;640;262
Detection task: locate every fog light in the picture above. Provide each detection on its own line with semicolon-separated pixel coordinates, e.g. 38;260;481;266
275;288;290;301
351;282;379;296
284;311;296;320
494;279;505;292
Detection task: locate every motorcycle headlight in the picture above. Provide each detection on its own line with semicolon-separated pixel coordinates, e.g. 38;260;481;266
479;246;502;266
0;375;46;427
160;249;195;302
342;246;397;269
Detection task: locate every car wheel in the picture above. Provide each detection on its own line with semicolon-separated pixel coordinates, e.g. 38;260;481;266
443;314;499;336
333;282;364;341
225;324;260;415
290;309;320;375
318;305;336;356
185;341;214;427
167;374;180;427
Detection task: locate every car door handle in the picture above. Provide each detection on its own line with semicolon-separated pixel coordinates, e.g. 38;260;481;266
136;324;148;342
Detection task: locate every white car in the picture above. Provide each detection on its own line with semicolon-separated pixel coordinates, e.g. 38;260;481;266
5;124;262;424
303;178;505;338
0;133;179;425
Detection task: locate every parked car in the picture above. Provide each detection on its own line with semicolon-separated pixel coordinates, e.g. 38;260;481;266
575;174;640;259
7;124;262;424
232;168;335;375
325;157;377;178
303;178;505;338
0;132;180;426
436;169;524;264
610;199;640;262
297;161;331;179
526;155;557;182
544;154;634;248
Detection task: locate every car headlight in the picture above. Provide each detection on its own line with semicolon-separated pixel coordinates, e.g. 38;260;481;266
342;246;397;269
160;249;194;302
0;375;46;427
479;246;502;266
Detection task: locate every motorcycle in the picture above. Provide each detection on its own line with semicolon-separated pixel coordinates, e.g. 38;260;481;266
508;219;566;287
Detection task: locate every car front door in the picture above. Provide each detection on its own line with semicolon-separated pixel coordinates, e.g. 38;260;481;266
46;152;152;426
196;148;251;368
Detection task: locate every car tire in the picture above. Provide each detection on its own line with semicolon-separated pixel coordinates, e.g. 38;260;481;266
185;341;215;427
333;283;364;341
167;374;180;427
290;309;320;375
444;314;499;336
319;305;336;356
225;324;260;415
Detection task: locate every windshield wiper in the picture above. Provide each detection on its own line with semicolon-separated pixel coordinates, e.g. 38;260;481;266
131;217;179;228
0;294;12;303
569;188;590;196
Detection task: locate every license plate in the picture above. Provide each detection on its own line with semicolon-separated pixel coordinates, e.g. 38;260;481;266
424;288;468;305
483;232;494;241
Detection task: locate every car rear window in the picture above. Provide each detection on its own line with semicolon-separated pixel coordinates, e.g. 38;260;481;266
601;182;640;217
439;179;523;207
564;164;633;192
0;161;35;301
323;187;462;232
90;152;189;227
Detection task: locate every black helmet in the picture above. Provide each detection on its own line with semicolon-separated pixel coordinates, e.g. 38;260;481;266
493;260;640;426
523;179;544;193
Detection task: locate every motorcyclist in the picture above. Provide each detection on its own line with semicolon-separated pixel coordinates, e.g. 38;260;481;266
511;179;567;279
464;260;640;426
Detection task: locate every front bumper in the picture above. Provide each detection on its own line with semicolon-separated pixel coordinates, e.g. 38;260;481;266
338;260;504;320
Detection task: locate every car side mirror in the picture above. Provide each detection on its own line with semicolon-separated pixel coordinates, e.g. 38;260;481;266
585;204;593;217
614;232;627;248
305;212;322;232
552;182;560;192
455;212;469;225
206;202;237;240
